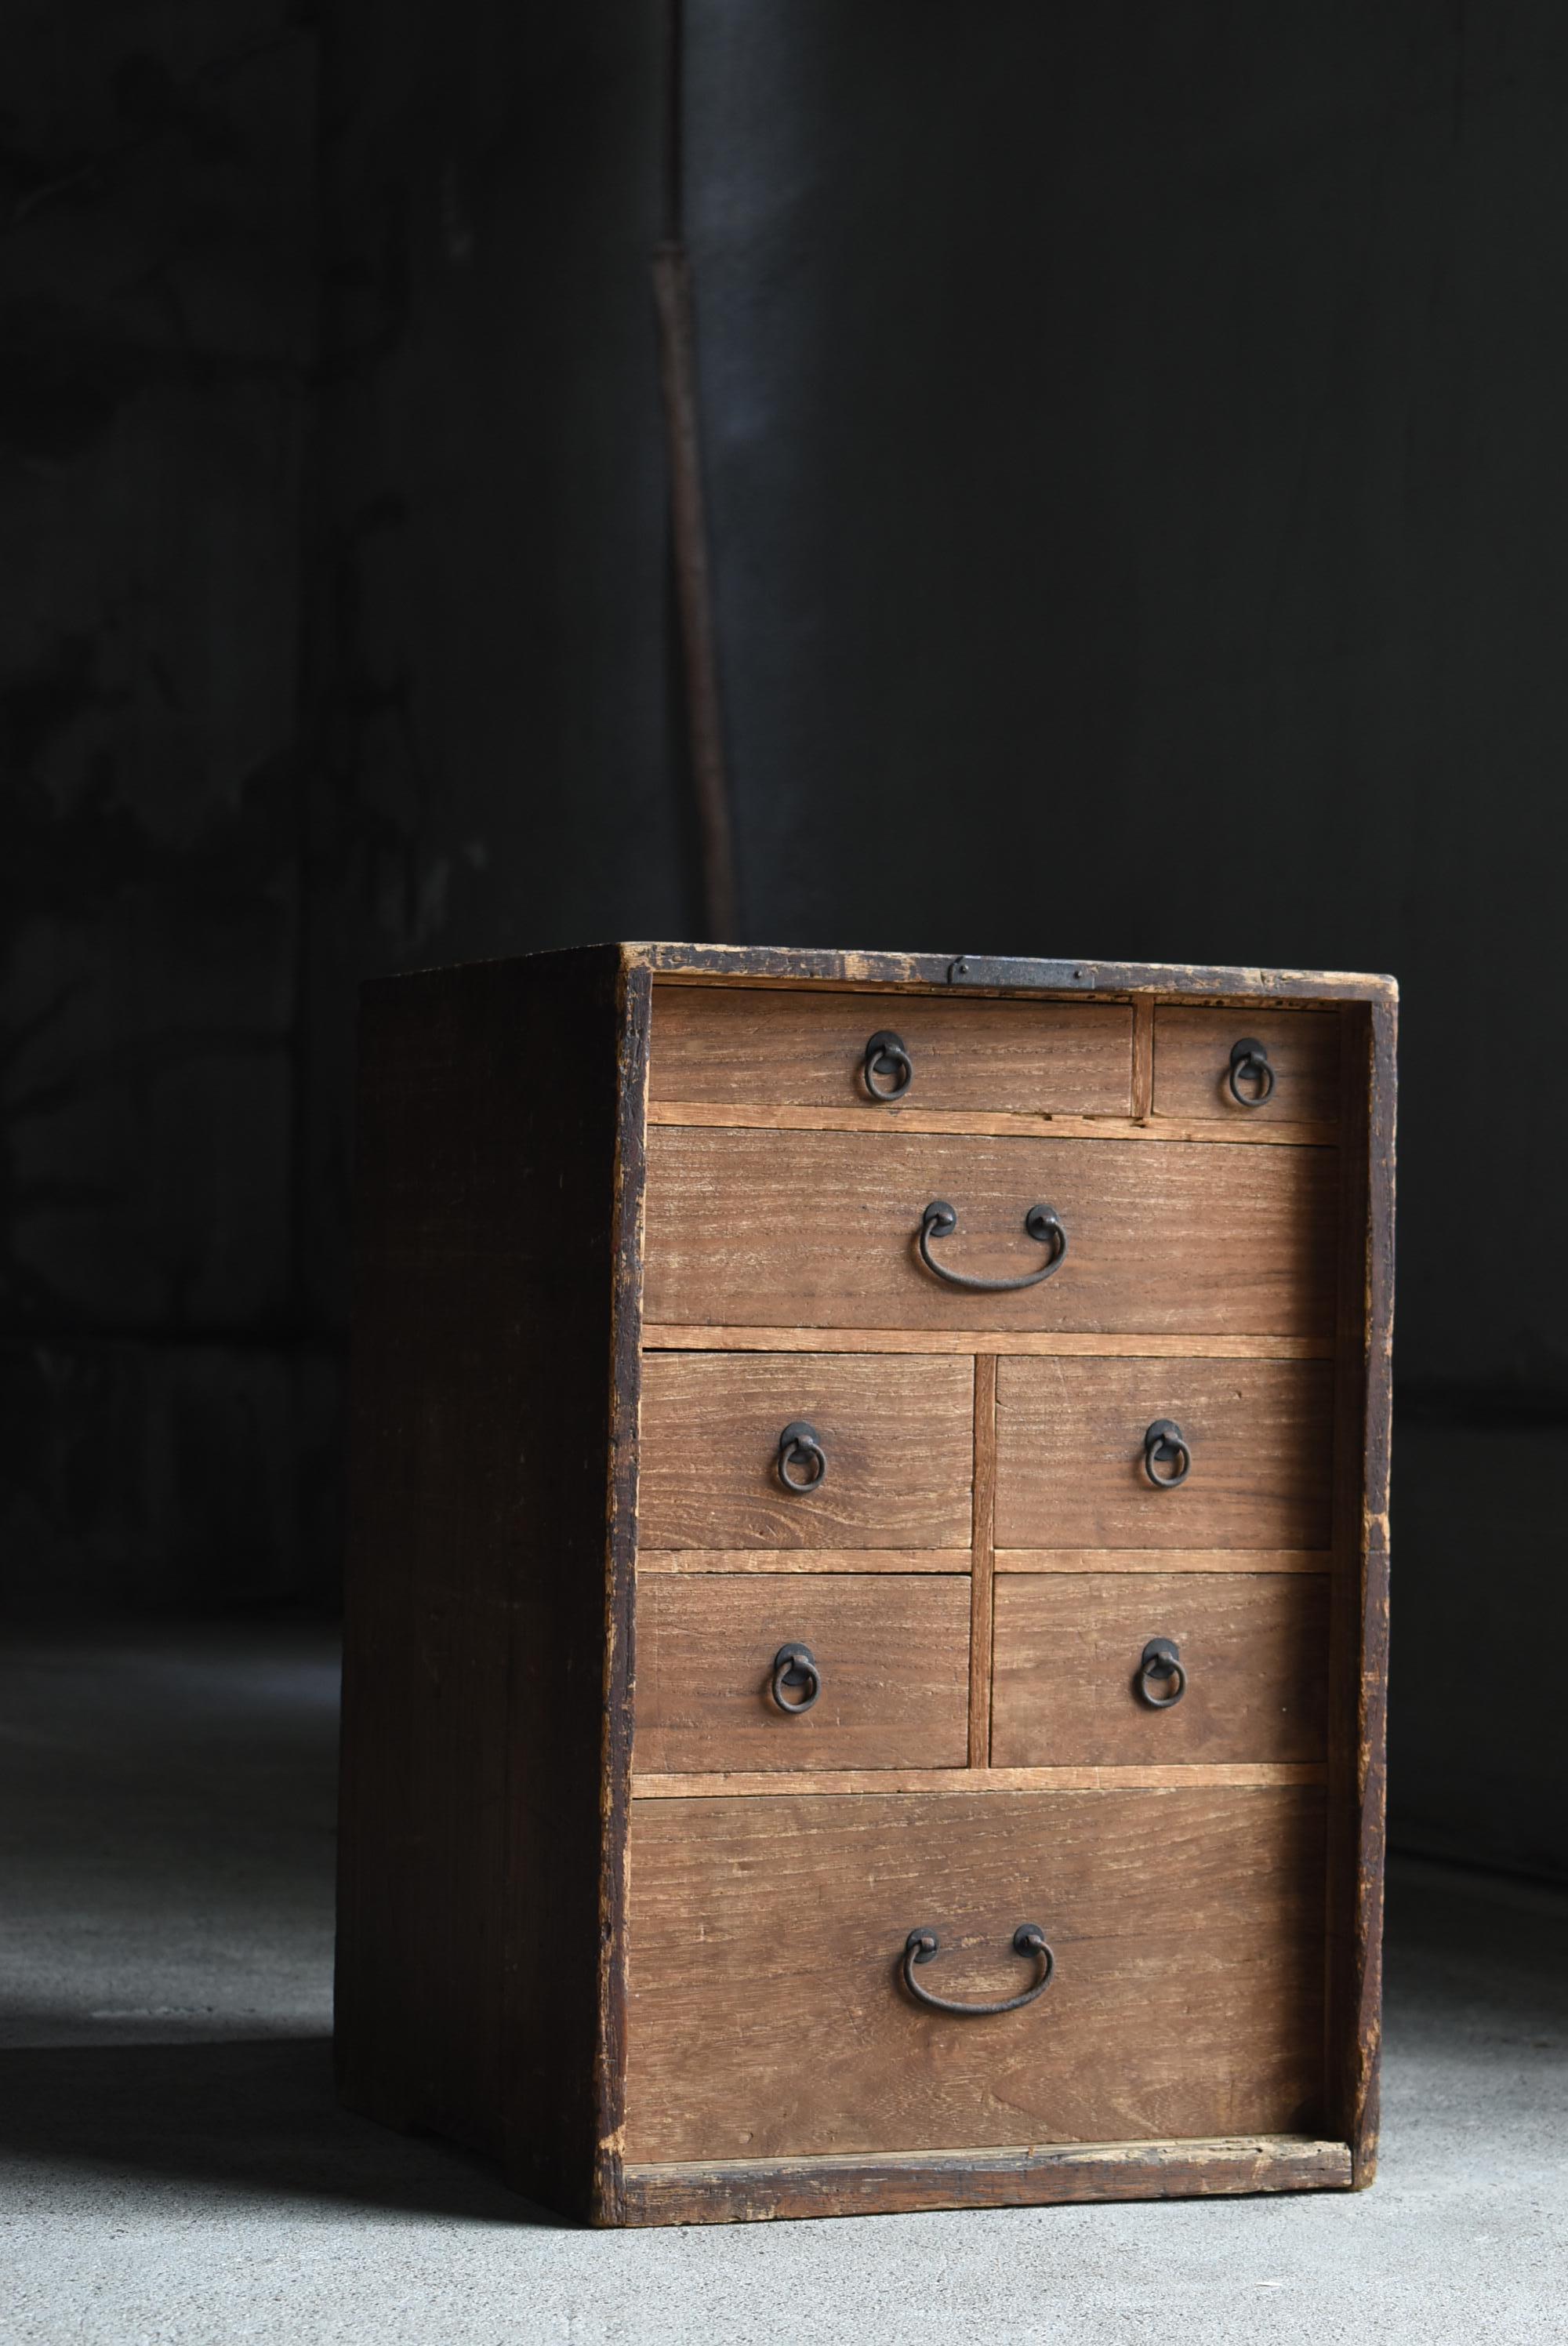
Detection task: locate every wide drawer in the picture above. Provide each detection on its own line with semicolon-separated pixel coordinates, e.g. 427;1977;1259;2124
638;1352;972;1551
1153;1008;1341;1125
994;1357;1334;1552
644;1128;1338;1334
989;1574;1330;1767
651;985;1133;1116
624;1788;1326;2161
633;1574;970;1774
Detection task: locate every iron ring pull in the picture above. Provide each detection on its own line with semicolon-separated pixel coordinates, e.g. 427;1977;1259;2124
771;1643;822;1715
862;1029;913;1101
777;1420;827;1493
901;1924;1055;2015
917;1199;1067;1291
1138;1637;1186;1708
1227;1037;1275;1106
1143;1418;1192;1488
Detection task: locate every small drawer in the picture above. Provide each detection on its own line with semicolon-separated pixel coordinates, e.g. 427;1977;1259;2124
651;985;1133;1117
638;1352;973;1551
989;1573;1330;1767
994;1358;1334;1552
1153;1008;1341;1125
633;1574;970;1774
625;1786;1326;2161
644;1128;1338;1335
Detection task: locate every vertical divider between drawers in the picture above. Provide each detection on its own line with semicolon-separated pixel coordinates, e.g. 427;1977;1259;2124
968;1354;999;1767
1131;993;1155;1121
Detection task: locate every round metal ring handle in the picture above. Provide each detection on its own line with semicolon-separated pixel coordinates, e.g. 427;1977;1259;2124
1138;1637;1186;1709
777;1420;827;1493
771;1643;822;1715
900;1924;1055;2016
1143;1418;1192;1489
862;1030;913;1101
917;1200;1067;1291
1227;1037;1276;1106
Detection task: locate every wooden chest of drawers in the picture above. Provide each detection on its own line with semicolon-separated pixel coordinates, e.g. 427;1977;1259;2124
335;943;1395;2226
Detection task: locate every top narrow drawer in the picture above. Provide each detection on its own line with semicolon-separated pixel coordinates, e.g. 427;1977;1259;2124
1153;1008;1341;1125
650;986;1133;1117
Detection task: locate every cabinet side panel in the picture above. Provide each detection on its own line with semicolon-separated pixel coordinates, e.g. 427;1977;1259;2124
335;947;629;2217
1324;998;1395;2183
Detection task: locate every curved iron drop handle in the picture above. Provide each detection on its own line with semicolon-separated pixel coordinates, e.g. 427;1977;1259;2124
1138;1637;1186;1708
901;1924;1054;2016
771;1643;822;1715
777;1420;827;1493
1228;1037;1275;1106
917;1200;1067;1291
1143;1418;1192;1488
862;1029;913;1101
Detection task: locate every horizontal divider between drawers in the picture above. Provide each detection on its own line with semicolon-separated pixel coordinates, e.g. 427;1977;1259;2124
634;1552;1337;1574
630;1761;1328;1798
641;1327;1334;1357
637;1549;970;1574
646;1100;1337;1146
995;1549;1334;1574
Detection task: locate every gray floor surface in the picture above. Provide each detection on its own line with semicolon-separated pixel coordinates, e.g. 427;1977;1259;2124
1;1625;1564;2345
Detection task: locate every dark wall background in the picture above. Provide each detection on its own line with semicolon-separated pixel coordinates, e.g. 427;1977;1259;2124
3;2;1565;1875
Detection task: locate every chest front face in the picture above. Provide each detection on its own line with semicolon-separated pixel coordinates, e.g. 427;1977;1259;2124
616;971;1385;2217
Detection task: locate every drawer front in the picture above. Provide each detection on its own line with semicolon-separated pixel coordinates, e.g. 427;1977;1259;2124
638;1353;973;1550
1153;1008;1341;1125
651;986;1133;1116
990;1574;1330;1767
644;1128;1337;1334
994;1358;1334;1551
633;1575;970;1774
625;1788;1325;2161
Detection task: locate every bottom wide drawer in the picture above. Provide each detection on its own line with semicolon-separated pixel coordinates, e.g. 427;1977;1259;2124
624;1787;1326;2164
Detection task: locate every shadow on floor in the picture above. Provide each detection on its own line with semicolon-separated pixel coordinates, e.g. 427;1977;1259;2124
0;2035;557;2225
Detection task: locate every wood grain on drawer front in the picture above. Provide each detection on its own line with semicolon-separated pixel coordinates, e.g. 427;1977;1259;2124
990;1574;1330;1767
644;1128;1337;1335
994;1358;1334;1550
633;1575;970;1774
1153;1008;1341;1125
624;1787;1326;2161
651;986;1133;1116
638;1353;972;1549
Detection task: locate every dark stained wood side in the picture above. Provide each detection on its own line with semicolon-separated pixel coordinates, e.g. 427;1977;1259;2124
335;944;633;2224
620;2134;1353;2224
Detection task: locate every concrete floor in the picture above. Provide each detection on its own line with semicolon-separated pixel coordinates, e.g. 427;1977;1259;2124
1;1628;1564;2344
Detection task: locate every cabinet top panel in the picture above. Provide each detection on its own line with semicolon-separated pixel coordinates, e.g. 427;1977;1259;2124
363;941;1397;1008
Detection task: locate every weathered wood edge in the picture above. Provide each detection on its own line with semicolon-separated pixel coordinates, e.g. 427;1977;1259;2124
627;942;1398;1002
372;942;1397;1007
1351;997;1396;2182
588;953;652;2225
619;2134;1353;2226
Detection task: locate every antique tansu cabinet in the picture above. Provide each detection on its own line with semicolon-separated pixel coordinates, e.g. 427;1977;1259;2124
336;943;1395;2226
